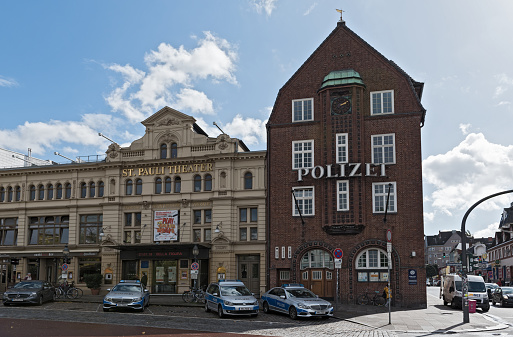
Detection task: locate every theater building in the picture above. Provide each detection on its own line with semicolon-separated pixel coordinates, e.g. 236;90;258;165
0;107;266;295
266;19;427;307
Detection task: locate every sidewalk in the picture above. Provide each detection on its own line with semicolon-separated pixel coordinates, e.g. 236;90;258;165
66;291;508;335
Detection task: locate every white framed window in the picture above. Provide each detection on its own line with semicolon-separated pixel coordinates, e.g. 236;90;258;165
302;271;308;280
326;271;333;280
300;249;334;269
336;133;348;163
292;98;314;122
292;187;314;216
280;270;290;280
370;90;394;115
372;182;396;213
371;134;395;164
288;246;292;259
356;248;390;269
292;140;314;169
312;271;322;280
336;180;349;211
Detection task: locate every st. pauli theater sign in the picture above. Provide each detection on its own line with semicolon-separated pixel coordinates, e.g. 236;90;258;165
154;210;179;241
122;162;213;177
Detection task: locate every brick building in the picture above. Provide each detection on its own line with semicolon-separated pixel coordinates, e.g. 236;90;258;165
267;20;426;307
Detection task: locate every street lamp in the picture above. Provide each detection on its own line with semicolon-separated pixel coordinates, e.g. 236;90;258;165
193;245;199;290
63;245;70;264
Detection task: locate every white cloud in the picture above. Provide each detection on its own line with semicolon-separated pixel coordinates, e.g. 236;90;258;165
223;114;267;146
250;0;277;16
105;32;238;122
0;76;18;87
304;3;317;16
424;212;435;222
459;123;471;135
474;222;499;238
494;73;513;98
423;133;513;218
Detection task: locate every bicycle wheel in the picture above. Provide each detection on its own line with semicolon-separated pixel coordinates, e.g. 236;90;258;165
67;288;79;299
74;288;84;299
55;288;63;299
374;295;386;306
357;294;369;305
195;291;205;303
182;291;194;303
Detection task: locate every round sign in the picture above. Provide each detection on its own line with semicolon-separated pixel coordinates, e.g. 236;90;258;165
191;262;199;270
386;229;392;242
334;248;343;259
61;264;68;271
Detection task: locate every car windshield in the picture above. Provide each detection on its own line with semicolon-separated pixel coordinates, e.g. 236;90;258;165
112;285;141;292
286;288;316;298
455;281;486;292
14;282;42;289
502;288;513;294
220;285;252;296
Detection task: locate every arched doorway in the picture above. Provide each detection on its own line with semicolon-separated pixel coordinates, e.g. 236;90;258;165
299;249;334;298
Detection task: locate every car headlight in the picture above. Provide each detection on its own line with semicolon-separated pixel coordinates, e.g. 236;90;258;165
327;303;333;309
224;300;233;306
105;297;113;302
504;295;508;300
133;297;142;302
297;302;311;309
30;292;38;297
252;301;258;305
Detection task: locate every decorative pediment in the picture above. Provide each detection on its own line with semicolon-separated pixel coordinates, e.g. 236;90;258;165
141;106;196;127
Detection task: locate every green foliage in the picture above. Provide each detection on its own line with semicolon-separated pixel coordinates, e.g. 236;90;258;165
84;273;103;289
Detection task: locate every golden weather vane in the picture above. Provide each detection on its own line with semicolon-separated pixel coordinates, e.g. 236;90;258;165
336;8;345;23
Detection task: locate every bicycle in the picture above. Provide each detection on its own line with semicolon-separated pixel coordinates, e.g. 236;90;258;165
182;287;205;303
55;281;83;299
357;290;386;306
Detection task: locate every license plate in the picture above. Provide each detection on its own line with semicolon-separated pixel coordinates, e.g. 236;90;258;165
12;299;23;302
316;311;327;315
238;307;251;310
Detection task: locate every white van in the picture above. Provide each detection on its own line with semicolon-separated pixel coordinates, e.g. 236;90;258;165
441;274;489;312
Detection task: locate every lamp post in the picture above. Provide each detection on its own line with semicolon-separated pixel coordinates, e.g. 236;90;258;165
193;244;199;289
63;245;70;264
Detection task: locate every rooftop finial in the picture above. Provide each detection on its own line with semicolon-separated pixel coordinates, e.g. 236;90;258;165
336;9;345;23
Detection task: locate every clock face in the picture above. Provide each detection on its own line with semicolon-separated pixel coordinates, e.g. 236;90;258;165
331;96;352;115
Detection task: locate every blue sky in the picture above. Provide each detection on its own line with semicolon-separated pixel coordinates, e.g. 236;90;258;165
1;1;513;238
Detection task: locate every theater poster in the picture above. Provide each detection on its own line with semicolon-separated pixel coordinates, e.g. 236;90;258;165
154;210;179;241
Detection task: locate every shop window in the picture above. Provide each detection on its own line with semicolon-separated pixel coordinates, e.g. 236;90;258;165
78;257;101;283
204;174;212;191
194;175;201;192
244;172;253;189
174;177;181;193
56;183;63;199
0;217;18;246
65;183;71;199
160;143;167;159
28;215;69;245
79;214;103;244
155;178;162;194
98;181;104;197
135;179;142;195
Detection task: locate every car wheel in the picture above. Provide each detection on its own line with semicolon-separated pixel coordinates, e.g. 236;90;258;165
443;296;448;306
251;313;258;317
103;307;109;312
3;302;9;306
52;292;56;302
217;305;225;318
492;299;496;306
289;306;298;320
482;306;490;312
450;299;458;309
38;295;44;306
321;316;330;320
204;302;210;312
263;301;270;313
139;305;145;313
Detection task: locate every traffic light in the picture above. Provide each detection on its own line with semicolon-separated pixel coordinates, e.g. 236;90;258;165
443;252;446;258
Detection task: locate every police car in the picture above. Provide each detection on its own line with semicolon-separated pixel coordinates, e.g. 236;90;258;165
204;280;259;318
102;280;150;312
261;284;333;319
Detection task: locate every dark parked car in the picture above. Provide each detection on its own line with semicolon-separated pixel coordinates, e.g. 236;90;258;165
492;286;513;307
2;280;55;305
486;283;499;302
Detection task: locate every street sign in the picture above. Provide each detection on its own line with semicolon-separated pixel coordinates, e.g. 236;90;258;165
334;248;343;259
335;258;342;269
386;229;392;242
61;264;68;271
191;262;199;270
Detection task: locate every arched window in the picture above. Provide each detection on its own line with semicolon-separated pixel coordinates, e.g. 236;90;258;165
47;184;53;200
194;175;202;192
164;177;172;193
160;143;167;159
98;181;104;197
204;174;212;191
171;143;178;158
135;179;143;195
56;183;63;199
7;187;13;202
80;182;87;198
65;183;72;199
15;186;21;201
174;177;181;193
244;172;253;189
29;185;36;201
300;249;334;269
155;178;162;194
38;184;44;200
89;182;95;197
0;187;4;202
126;179;133;195
356;248;390;269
